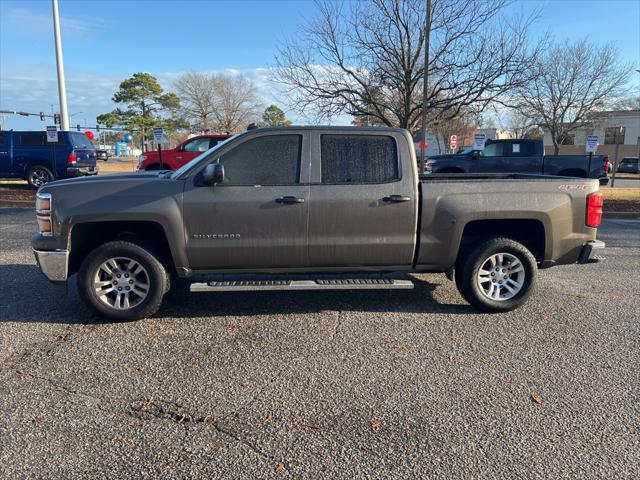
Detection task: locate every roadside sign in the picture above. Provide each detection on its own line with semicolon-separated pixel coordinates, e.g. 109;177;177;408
586;135;598;153
153;127;164;145
46;125;58;143
450;134;457;151
473;133;486;151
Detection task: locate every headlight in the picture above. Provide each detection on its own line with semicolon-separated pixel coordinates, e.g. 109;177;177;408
36;192;53;236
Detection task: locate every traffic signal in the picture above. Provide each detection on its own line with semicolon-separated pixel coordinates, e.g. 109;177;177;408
54;113;60;124
77;124;81;131
96;125;100;132
39;112;45;121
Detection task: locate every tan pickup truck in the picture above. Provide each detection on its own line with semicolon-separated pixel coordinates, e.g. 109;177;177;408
32;127;605;321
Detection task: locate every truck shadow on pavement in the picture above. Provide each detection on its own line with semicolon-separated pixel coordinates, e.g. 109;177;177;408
0;264;475;325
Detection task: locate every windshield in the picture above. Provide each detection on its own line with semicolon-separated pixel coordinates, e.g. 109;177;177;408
172;135;237;178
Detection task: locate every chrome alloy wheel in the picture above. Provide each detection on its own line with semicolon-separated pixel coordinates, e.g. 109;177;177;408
476;252;525;301
93;257;150;310
29;168;51;187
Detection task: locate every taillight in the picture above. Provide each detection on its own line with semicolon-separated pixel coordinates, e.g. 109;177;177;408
67;152;77;165
586;192;604;228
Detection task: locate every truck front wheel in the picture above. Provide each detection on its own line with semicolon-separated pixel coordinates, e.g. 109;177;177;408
455;238;537;313
77;241;169;321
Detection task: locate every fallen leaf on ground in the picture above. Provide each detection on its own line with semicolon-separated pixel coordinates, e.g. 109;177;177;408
274;463;286;474
371;419;383;431
600;363;612;369
531;393;544;405
264;411;273;422
33;416;45;425
137;367;145;373
306;422;322;431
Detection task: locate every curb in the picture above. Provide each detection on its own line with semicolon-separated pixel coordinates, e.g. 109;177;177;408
0;201;34;209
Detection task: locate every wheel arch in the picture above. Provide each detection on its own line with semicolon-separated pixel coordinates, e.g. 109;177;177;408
556;168;587;178
68;221;175;276
457;219;546;264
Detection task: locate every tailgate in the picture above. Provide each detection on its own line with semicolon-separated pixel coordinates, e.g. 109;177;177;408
69;132;97;167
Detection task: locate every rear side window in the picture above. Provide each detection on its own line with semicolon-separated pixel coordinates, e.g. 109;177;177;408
19;133;46;146
507;141;535;156
69;132;94;149
218;134;301;185
321;135;399;183
18;132;66;146
0;133;5;146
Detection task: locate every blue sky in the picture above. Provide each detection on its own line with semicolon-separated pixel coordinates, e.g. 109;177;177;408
1;0;639;131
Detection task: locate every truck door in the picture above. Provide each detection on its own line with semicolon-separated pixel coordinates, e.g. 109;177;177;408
474;141;505;173
182;132;310;270
0;132;10;176
501;140;542;173
308;132;418;268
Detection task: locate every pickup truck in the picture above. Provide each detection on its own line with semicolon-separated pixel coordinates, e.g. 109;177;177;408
0;130;98;188
32;127;605;321
138;133;231;171
423;138;610;185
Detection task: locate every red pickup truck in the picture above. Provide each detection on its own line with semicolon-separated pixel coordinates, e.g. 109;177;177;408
138;134;232;171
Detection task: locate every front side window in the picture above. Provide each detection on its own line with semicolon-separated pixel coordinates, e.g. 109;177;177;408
184;138;212;152
321;135;399;183
218;134;301;185
482;142;503;157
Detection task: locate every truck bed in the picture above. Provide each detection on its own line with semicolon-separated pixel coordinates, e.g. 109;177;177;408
416;174;600;270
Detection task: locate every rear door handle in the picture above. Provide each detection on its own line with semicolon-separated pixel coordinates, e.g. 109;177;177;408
382;195;411;203
276;196;305;204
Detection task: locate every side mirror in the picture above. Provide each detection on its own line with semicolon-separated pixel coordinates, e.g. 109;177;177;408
202;163;224;185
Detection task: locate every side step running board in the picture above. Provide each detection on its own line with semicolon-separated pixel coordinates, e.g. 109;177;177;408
190;278;414;292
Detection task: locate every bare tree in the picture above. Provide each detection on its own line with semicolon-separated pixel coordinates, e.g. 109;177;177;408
273;0;540;131
210;73;262;132
174;72;262;132
513;40;631;154
174;72;217;131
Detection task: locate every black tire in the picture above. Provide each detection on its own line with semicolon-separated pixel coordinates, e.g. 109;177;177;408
77;241;169;321
455;237;537;313
144;164;173;171
27;165;54;188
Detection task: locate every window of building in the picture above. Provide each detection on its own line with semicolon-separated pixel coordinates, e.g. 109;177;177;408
321;135;399;183
604;127;625;145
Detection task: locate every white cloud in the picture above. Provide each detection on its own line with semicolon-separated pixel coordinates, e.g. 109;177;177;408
0;6;105;39
0;63;350;131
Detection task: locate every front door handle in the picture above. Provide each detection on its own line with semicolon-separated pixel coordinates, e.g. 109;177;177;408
276;196;305;204
382;195;411;203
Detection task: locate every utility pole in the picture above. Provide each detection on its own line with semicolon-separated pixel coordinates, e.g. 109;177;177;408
420;0;432;167
52;0;69;131
610;126;624;188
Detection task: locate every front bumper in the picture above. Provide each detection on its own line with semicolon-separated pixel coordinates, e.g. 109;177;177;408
33;248;69;282
577;240;605;264
67;166;98;177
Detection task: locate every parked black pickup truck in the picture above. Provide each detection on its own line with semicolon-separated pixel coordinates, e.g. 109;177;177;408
424;139;610;185
32;127;605;321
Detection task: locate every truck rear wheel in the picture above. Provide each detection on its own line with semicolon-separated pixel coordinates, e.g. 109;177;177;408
455;238;537;313
27;165;54;188
77;241;168;321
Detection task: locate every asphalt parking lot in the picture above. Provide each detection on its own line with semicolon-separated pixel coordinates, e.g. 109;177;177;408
1;208;639;479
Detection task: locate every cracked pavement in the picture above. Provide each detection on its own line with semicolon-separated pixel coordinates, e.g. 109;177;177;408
1;208;639;479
